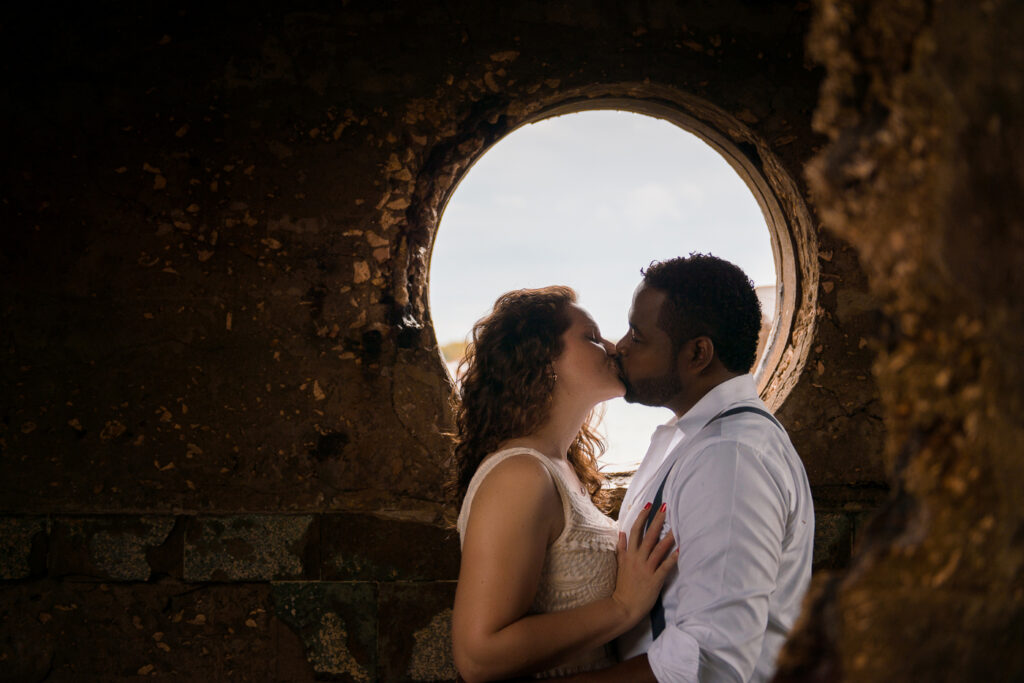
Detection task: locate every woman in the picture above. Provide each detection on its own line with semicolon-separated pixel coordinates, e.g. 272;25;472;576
450;286;677;681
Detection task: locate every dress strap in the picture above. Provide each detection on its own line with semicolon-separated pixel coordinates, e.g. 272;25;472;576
457;448;572;546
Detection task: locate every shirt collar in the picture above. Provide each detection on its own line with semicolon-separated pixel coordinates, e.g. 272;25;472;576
670;374;760;437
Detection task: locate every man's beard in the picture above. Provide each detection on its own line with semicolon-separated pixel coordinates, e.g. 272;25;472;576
620;365;683;408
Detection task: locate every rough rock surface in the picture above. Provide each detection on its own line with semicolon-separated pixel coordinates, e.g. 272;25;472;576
775;1;1024;680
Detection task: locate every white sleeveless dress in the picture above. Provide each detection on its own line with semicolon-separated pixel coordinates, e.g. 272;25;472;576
457;447;619;678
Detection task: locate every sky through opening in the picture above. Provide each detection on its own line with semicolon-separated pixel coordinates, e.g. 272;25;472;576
429;110;776;471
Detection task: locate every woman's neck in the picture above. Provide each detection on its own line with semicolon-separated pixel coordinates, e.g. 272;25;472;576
503;395;592;461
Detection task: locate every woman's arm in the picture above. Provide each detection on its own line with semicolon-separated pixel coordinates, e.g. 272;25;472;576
452;455;676;683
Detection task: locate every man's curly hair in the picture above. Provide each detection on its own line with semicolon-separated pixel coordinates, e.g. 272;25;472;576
446;286;606;512
642;253;763;373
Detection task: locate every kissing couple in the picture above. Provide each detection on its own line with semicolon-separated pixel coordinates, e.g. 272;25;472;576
450;253;814;682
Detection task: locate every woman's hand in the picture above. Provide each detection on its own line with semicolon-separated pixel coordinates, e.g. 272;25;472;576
610;503;678;626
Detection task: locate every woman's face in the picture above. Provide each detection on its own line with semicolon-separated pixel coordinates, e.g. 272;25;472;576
552;305;626;406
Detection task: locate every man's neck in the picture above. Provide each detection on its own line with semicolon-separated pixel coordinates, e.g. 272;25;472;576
667;370;743;419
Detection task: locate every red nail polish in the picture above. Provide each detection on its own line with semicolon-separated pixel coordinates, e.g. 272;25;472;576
659;503;667;512
643;502;652;510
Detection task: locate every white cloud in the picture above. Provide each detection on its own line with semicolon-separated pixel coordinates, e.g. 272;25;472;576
627;183;679;221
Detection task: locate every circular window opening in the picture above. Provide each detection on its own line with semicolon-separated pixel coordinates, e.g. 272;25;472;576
429;110;784;473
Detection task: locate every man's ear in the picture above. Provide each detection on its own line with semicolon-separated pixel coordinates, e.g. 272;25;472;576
680;336;715;375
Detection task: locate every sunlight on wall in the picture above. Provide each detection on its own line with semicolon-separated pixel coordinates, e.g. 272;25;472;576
429;110;776;472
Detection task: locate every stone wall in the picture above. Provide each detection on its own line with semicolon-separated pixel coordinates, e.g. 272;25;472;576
776;1;1024;680
0;1;901;680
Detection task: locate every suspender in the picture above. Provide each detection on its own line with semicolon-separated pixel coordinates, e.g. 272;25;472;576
642;405;785;639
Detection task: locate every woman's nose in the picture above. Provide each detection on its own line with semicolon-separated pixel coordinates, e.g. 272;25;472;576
602;339;617;355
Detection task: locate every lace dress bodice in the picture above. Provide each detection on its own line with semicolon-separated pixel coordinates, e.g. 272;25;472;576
457;447;619;677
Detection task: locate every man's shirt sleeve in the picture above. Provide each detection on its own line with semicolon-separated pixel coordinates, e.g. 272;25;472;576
647;440;788;683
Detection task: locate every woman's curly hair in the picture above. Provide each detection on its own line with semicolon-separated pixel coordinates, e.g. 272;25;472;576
446;286;606;511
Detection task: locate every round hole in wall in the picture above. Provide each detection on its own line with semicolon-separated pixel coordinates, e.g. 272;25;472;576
421;89;816;473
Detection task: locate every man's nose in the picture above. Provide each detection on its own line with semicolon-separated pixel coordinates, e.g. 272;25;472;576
615;335;628;355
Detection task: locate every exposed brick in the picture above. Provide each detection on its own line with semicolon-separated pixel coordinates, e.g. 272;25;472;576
852;509;880;550
185;515;318;581
272;581;377;681
321;514;459;581
812;512;853;571
0;579;313;681
379;582;457;683
49;516;175;581
0;517;47;580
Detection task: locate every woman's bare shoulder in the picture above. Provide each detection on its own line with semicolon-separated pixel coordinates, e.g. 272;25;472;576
475;451;557;500
467;452;563;540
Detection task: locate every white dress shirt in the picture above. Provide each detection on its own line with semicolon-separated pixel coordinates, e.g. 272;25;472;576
616;375;814;682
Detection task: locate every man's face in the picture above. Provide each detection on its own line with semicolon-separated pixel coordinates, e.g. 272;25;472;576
615;284;683;407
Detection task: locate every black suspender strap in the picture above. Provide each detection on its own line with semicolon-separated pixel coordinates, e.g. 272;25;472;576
706;405;784;432
642;405;785;639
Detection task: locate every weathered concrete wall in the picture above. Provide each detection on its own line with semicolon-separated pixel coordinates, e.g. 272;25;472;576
1;1;890;679
776;0;1024;681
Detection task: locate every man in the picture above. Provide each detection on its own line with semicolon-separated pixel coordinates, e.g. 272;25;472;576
575;253;814;682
